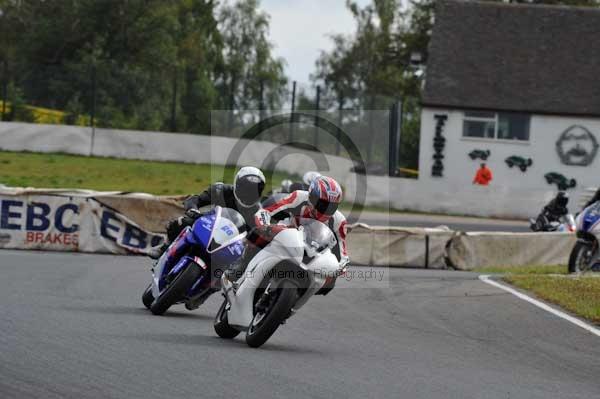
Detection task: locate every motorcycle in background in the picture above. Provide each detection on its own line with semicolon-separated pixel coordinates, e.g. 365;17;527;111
142;206;247;315
568;201;600;273
530;213;576;233
214;218;346;348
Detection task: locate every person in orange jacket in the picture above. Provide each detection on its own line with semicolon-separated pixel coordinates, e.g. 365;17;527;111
473;163;493;185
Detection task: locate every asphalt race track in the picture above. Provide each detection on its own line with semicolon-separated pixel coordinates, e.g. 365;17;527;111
351;211;530;232
1;250;598;399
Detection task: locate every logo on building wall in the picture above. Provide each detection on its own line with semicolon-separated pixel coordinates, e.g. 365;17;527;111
544;172;577;191
505;156;533;172
432;114;448;177
556;125;599;166
468;149;490;161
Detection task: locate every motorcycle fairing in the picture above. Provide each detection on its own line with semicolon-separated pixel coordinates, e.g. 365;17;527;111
153;206;245;297
580;202;600;233
225;228;304;328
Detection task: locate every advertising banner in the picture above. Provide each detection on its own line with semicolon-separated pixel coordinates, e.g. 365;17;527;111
0;194;165;255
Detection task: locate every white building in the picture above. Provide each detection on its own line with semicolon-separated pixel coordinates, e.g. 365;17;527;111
414;0;600;217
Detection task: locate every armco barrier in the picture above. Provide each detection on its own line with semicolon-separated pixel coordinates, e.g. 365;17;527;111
445;231;576;271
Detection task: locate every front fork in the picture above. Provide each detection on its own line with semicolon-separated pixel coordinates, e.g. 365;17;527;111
578;238;600;270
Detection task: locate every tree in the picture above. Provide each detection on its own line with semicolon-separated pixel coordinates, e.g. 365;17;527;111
218;0;287;123
0;0;288;134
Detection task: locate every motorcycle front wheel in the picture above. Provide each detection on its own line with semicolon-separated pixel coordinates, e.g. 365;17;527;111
568;241;595;273
246;279;297;348
142;284;154;309
214;299;240;339
150;265;202;315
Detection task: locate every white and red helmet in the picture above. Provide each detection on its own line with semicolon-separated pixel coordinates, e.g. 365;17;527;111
308;176;343;219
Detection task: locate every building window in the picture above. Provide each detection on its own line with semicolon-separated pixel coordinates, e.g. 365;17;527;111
463;111;530;141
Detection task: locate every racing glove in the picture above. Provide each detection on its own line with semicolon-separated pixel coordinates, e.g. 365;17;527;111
338;256;350;276
165;209;203;242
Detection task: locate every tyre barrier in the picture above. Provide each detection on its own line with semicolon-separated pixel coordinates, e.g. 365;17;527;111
347;224;453;268
445;231;576;271
0;187;576;269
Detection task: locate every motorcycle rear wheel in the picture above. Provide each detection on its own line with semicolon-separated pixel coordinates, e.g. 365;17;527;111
150;265;202;315
568;241;595;273
246;279;297;348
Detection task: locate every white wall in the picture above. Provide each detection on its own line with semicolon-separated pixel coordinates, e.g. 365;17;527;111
0;121;354;185
416;108;600;212
343;173;554;219
2;119;595;219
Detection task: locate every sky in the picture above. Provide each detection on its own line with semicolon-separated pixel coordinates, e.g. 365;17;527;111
260;0;371;88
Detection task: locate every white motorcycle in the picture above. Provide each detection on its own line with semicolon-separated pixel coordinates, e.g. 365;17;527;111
213;218;346;348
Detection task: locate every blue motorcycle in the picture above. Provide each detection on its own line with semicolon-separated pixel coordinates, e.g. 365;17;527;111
142;206;247;315
569;201;600;273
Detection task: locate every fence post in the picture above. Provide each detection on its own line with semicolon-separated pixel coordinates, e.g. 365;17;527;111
1;59;7;121
335;95;343;156
366;95;375;165
388;101;401;176
228;75;236;134
259;80;265;121
288;80;296;142
313;85;321;147
89;64;97;156
170;66;177;132
259;80;266;140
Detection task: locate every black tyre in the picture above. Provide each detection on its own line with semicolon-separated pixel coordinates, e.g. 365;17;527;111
142;284;154;309
568;241;595;273
150;265;202;315
519;165;527;172
214;299;240;339
245;279;297;348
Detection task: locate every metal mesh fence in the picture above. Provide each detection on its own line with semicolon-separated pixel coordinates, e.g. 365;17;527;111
0;61;418;174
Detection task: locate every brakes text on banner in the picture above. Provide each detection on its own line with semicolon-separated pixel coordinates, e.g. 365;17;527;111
0;196;80;251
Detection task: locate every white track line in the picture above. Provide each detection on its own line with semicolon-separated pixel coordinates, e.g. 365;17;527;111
479;275;600;338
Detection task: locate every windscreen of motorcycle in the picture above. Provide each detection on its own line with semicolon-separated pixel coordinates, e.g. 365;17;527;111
298;218;336;255
208;208;246;255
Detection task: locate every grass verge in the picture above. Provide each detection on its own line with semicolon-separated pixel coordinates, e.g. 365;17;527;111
474;265;567;275
503;274;600;324
474;264;600;325
0;150;296;196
